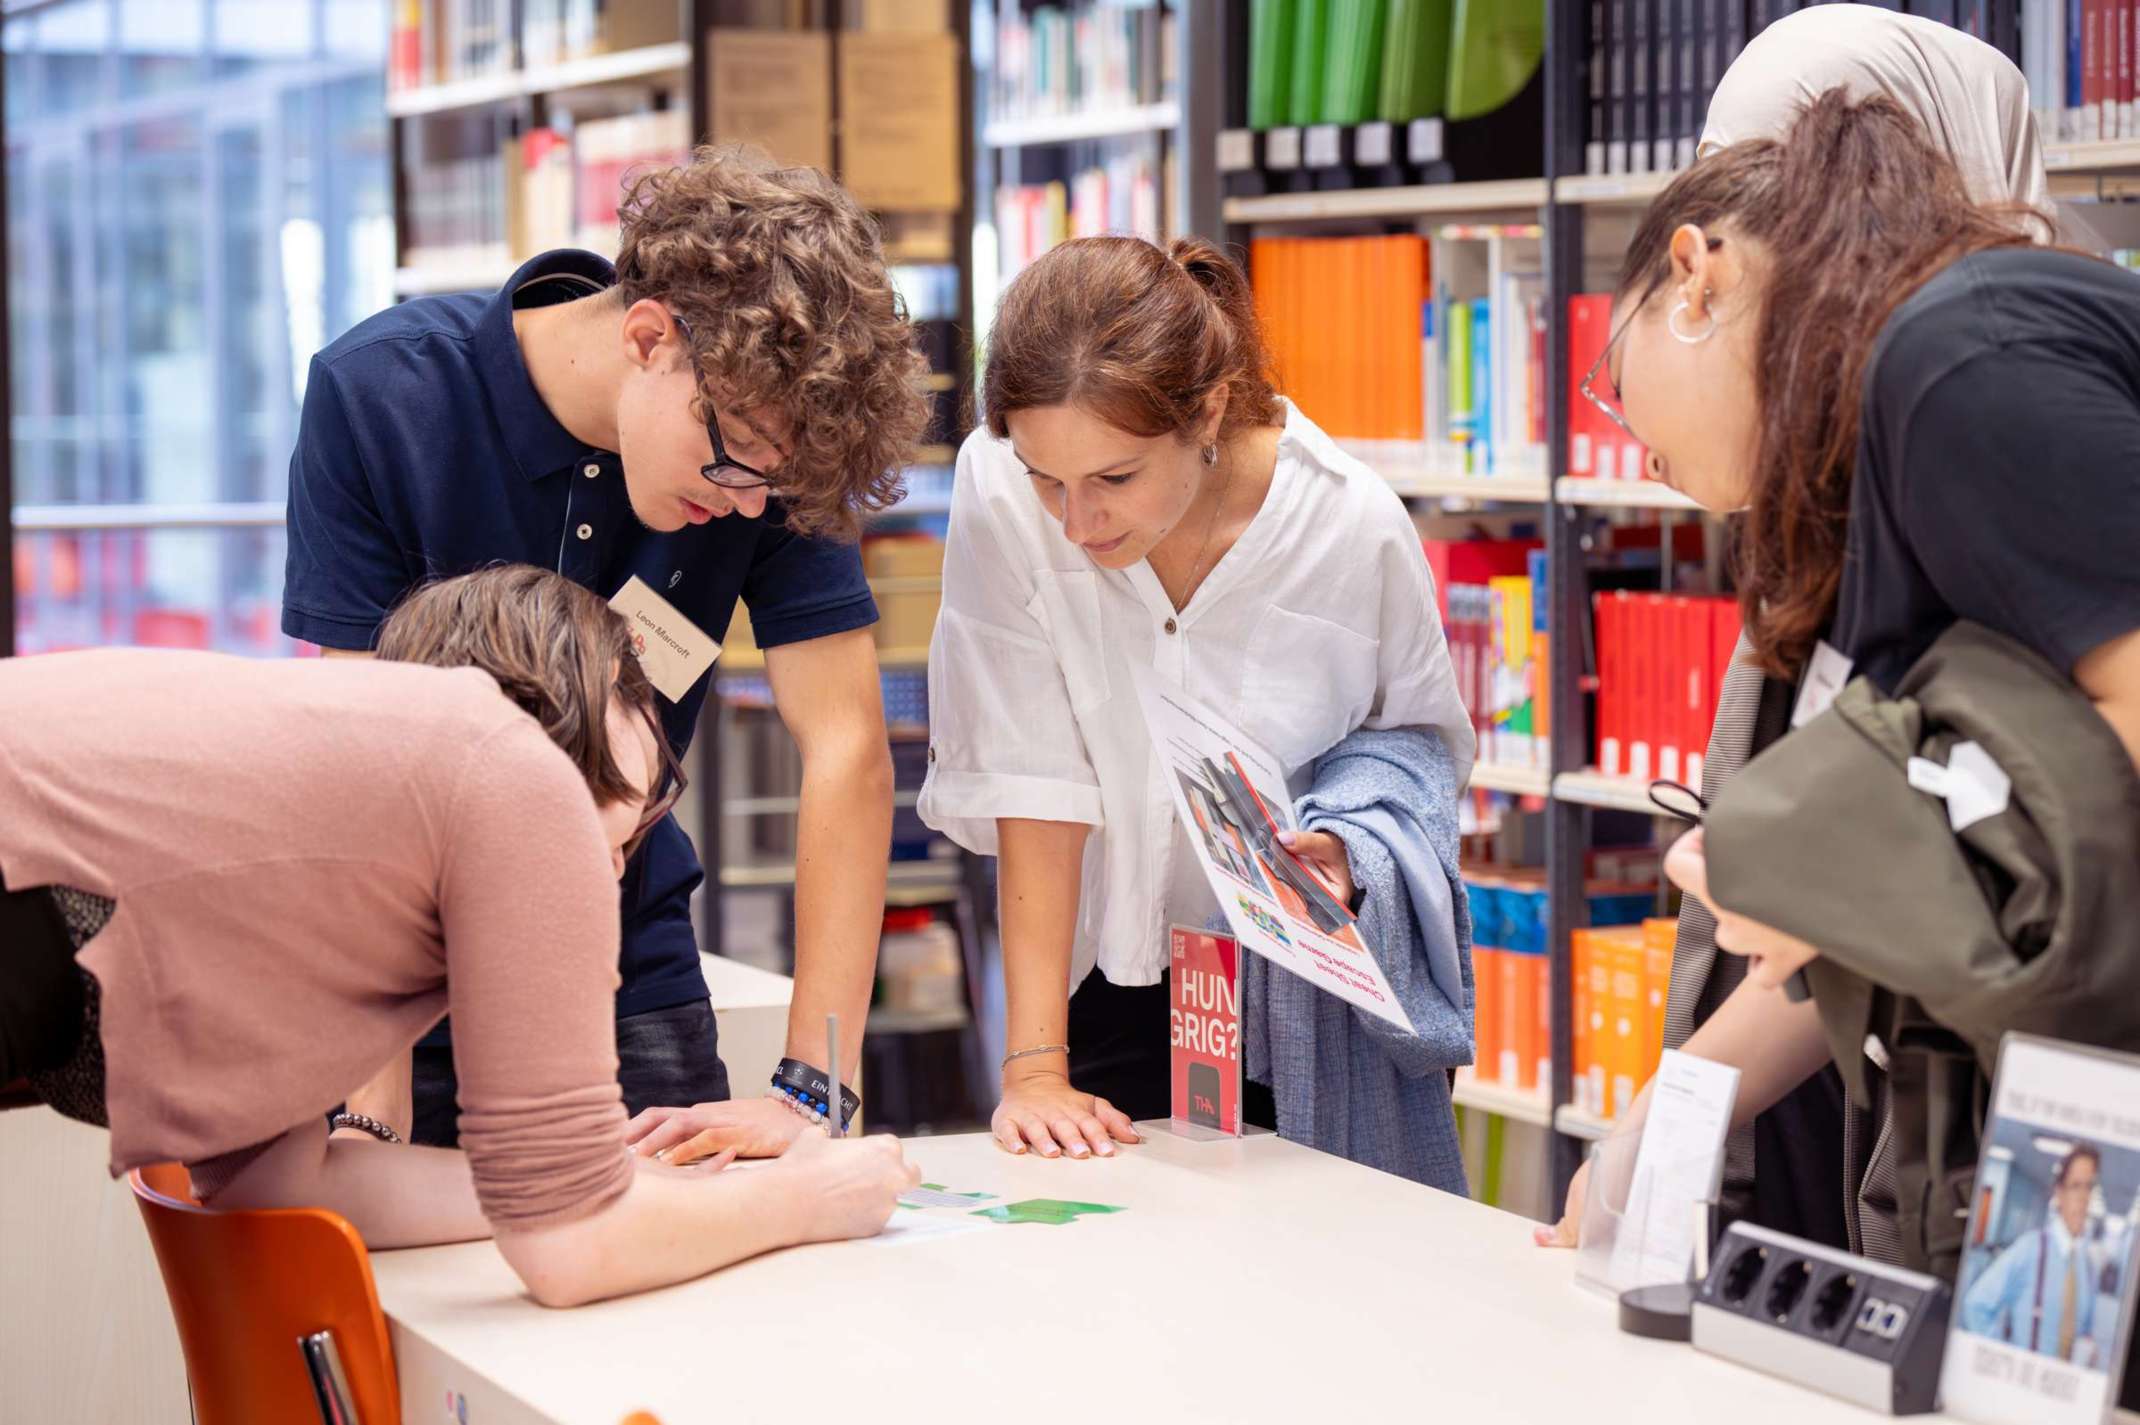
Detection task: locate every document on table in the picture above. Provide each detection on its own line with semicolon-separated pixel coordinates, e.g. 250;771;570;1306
1132;665;1413;1033
1606;1050;1739;1290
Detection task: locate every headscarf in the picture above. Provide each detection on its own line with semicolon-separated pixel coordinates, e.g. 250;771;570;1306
1701;6;2050;216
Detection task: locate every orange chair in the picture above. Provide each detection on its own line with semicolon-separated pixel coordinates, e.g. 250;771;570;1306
129;1164;401;1425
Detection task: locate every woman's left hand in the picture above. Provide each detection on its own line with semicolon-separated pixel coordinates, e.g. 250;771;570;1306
1665;829;1823;990
1278;828;1355;908
626;1097;805;1163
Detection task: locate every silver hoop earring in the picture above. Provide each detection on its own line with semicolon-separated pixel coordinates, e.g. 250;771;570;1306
1668;300;1718;345
1201;444;1219;467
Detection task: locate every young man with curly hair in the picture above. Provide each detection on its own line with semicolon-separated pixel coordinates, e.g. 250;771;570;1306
282;147;932;1157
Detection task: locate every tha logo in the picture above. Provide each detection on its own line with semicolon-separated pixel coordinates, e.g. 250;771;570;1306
629;630;647;659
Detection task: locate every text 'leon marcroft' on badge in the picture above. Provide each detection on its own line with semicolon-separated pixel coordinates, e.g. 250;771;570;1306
608;575;721;702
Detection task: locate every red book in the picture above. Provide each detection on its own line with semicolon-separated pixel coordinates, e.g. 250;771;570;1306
1421;538;1540;626
1624;594;1653;781
1566;294;1613;477
1595;590;1626;776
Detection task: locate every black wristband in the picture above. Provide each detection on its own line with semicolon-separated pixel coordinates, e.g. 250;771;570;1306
772;1057;861;1130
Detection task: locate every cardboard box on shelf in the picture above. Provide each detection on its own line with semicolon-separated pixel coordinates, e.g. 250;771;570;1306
839;30;961;211
863;532;944;653
710;29;834;173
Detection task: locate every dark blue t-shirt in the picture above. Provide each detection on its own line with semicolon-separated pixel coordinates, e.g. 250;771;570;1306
282;249;877;1023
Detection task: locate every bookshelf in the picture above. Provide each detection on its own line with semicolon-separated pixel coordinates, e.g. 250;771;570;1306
982;99;1182;149
1470;761;1553;799
1452;1069;1553;1130
1221;177;1551;224
972;1;1222;334
1555;476;1699;510
1200;2;2034;1211
385;40;693;118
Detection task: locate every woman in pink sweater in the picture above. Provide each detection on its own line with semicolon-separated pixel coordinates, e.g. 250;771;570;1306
0;565;915;1306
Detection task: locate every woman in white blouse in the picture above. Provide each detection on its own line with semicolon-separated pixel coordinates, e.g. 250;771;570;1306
920;236;1474;1160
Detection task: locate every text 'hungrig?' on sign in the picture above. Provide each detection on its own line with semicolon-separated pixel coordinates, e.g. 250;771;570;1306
1133;665;1414;1034
1171;927;1242;1135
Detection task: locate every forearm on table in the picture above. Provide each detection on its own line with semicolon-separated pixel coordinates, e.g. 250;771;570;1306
339;1053;415;1142
995;818;1090;1081
1622;977;1831;1135
210;1118;491;1249
494;1156;807;1308
784;740;895;1074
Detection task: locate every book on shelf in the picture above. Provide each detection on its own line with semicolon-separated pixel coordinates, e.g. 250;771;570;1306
1569;918;1676;1120
571;110;692;257
1248;227;1544;470
390;0;684;91
991;1;1174;124
1592;588;1741;788
1566;292;1649;481
403;109;689;277
1468;873;1658;1097
2022;0;2140;143
1247;0;1539;130
993;147;1162;279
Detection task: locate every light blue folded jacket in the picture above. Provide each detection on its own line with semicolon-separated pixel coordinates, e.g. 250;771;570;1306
1241;725;1475;1192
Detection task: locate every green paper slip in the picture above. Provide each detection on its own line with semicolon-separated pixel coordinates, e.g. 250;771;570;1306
972;1198;1127;1226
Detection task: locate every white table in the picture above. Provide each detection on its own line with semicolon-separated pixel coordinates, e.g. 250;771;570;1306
374;1129;1940;1425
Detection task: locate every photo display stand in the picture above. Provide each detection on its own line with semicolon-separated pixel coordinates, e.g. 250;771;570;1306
1941;1034;2140;1425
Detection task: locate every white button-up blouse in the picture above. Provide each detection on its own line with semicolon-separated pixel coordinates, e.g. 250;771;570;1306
918;399;1474;990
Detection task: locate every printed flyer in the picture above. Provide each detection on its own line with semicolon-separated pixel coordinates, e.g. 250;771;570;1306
1170;927;1242;1135
1133;665;1413;1034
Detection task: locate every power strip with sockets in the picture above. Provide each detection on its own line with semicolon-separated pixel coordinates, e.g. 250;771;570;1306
1692;1222;1953;1416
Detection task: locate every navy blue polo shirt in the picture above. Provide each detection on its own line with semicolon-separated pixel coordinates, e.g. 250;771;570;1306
282;249;877;1024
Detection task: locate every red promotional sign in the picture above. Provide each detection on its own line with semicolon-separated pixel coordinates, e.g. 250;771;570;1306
1170;927;1242;1135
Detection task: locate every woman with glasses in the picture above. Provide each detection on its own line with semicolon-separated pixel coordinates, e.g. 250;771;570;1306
1543;7;2060;1254
0;566;918;1305
283;146;932;1162
919;236;1477;1178
1548;88;2140;1265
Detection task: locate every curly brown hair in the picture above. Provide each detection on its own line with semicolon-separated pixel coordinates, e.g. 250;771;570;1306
614;145;932;541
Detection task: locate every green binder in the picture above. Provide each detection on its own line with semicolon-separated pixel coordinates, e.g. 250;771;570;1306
1320;0;1388;125
1378;0;1452;122
1288;0;1329;128
1445;0;1544;121
1248;0;1296;131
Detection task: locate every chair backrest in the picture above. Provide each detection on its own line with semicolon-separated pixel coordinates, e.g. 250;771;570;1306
129;1164;400;1425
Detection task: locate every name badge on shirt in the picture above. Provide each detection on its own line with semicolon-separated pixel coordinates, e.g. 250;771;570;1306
609;576;719;702
1789;640;1854;730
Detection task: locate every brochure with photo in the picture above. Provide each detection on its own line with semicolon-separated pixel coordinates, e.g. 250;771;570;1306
1942;1034;2140;1425
1133;664;1412;1034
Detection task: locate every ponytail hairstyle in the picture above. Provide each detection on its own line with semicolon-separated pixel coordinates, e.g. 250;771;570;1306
375;564;686;859
982;236;1283;448
1617;89;2037;677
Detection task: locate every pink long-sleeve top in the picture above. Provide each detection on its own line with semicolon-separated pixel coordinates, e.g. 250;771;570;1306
0;648;634;1229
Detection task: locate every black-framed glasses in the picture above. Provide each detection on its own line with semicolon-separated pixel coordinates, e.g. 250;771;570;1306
669;312;779;492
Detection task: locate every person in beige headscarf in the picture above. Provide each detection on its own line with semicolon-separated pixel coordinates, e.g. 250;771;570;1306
1541;6;2057;1252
